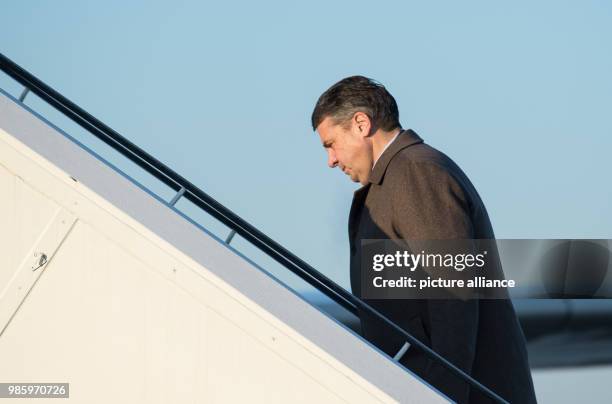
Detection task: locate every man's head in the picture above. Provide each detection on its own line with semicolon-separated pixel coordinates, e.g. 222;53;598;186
312;76;401;185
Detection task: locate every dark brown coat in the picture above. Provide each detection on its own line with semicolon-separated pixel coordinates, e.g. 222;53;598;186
349;129;537;403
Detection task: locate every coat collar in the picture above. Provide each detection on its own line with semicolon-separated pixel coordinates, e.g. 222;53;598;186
368;128;424;185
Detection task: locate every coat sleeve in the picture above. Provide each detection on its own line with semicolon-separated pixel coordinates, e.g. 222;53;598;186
390;159;479;403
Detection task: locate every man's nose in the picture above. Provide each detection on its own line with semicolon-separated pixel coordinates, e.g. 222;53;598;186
327;150;338;168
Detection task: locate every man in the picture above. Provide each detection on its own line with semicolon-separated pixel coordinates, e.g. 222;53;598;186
311;76;537;403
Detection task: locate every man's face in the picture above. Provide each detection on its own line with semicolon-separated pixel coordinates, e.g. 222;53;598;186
316;115;373;185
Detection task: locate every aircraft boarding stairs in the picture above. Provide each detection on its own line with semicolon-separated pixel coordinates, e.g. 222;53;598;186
0;54;507;404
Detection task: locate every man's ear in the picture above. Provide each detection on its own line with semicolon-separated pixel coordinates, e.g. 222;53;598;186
352;112;374;138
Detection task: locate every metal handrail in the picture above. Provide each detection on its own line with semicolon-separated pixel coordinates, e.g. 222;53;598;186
0;52;509;404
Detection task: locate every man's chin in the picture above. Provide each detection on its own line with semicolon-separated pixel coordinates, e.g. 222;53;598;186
345;171;365;184
355;174;370;185
351;175;367;185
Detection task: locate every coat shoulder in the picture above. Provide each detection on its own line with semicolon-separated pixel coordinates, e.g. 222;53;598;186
390;142;460;172
383;143;464;187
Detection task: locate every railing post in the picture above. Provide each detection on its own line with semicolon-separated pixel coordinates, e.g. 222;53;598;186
18;87;29;102
393;342;410;361
168;187;186;207
225;229;236;244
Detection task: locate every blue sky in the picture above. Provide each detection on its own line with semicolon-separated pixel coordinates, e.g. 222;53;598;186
1;1;611;294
